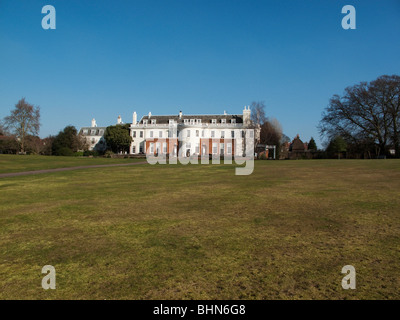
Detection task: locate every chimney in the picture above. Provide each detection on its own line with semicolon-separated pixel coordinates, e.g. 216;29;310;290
117;115;122;124
148;111;152;118
91;118;97;127
179;110;182;119
133;112;137;124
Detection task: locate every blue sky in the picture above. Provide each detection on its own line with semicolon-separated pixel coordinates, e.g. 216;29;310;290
1;0;400;148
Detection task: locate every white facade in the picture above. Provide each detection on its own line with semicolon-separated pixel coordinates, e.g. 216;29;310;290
129;106;258;157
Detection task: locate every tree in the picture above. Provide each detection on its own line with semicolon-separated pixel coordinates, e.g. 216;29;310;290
52;125;80;156
250;101;267;127
319;75;400;157
308;137;317;151
104;124;132;153
326;136;347;159
3;98;40;153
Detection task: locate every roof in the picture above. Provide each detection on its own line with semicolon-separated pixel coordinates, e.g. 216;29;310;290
138;114;243;124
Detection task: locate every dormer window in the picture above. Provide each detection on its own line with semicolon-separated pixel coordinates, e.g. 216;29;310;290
221;119;226;124
151;119;156;124
169;119;174;124
231;119;236;124
196;119;202;124
211;119;217;124
184;119;189;124
143;120;148;125
190;119;195;125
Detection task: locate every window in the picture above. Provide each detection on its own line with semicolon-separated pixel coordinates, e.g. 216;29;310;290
220;143;224;155
211;119;217;124
143;120;148;125
83;129;88;134
99;130;104;135
163;143;167;153
184;119;189;124
133;131;136;138
211;131;215;138
190;119;195;125
231;119;236;124
221;119;226;124
195;143;200;154
150;143;154;153
168;130;173;138
196;130;199;137
187;130;190;137
150;131;153;138
159;131;162;138
151;119;156;124
91;130;96;135
196;119;202;124
140;131;143;138
231;130;235;138
212;143;217;154
169;119;174;124
227;143;232;154
221;131;225;138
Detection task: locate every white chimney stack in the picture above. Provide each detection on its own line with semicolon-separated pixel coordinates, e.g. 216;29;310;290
91;118;97;127
179;110;182;119
148;111;152;118
133;112;137;124
117;115;122;124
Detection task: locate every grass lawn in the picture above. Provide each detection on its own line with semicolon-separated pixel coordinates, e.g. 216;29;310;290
0;154;144;174
0;155;399;299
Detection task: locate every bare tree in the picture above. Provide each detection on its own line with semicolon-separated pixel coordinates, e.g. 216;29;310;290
319;75;400;156
250;101;267;126
3;98;40;153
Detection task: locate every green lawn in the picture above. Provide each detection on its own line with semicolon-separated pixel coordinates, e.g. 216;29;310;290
0;155;400;299
0;154;144;174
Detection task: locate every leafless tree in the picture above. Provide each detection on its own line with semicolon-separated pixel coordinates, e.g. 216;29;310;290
3;98;40;153
319;75;400;157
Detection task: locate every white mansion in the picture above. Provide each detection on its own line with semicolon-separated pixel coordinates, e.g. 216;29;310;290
80;106;259;157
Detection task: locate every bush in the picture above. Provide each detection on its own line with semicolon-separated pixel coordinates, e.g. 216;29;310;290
104;150;114;158
74;151;84;157
83;150;99;157
55;147;74;156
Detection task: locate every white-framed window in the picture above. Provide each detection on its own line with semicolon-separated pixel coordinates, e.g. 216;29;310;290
212;143;218;154
231;119;236;124
190;119;195;125
83;129;88;134
196;130;199;137
169;119;174;124
151;119;156;124
159;131;162;138
156;142;161;154
211;119;217;124
195;143;200;154
220;143;224;155
140;131;143;138
150;131;153;138
231;130;235;138
221;131;225;138
163;142;167;153
227;143;232;154
168;130;173;138
211;131;215;138
143;120;148;125
221;119;226;124
150;142;154;153
133;131;136;138
196;119;202;124
184;119;189;124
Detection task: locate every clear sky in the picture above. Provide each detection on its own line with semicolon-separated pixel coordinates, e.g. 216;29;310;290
1;0;400;148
